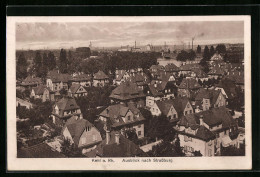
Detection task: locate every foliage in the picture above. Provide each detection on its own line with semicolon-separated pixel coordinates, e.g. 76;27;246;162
193;150;203;156
33;51;43;77
59;88;68;96
216;44;226;54
196;45;201;54
176;50;196;61
59;49;68;73
237;114;245;128
147;136;185;157
125;129;139;145
227;86;244;111
209;46;215;57
47;51;56;70
221;143;245;156
203;45;210;61
16;52;28;79
60;138;84;157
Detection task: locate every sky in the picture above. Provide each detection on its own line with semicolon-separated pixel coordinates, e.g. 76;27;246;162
16;21;244;50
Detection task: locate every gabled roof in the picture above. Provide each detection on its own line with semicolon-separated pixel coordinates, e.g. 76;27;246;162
115;70;128;81
69;84;86;94
194;88;222;105
21;76;42;86
128;73;149;85
32;85;54;95
71;74;92;82
215;78;238;99
191;68;207;78
179;64;201;71
178;78;201;90
48;72;72;83
145;84;164;97
172;97;190;115
17;143;66;158
93;70;109;80
55;97;80;111
95;131;147;157
150;65;165;71
155;100;175;116
99;104;145;128
63;116;94;146
110;81;146;101
165;63;179;72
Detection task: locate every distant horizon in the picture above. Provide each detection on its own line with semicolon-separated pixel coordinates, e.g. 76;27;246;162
16;21;244;50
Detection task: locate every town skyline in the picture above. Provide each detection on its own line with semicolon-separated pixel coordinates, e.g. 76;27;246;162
16;21;244;50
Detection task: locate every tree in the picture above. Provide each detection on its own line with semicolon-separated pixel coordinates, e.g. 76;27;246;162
216;44;226;54
17;52;28;79
40;52;48;79
59;49;68;73
33;51;43;77
188;50;196;61
125;129;139;144
221;143;245;156
60;138;84;157
203;45;210;61
59;88;67;96
47;51;56;70
210;46;215;57
196;45;201;54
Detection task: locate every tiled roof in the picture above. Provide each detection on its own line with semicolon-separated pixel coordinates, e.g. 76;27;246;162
191;68;207;78
63;116;94;146
48;73;72;83
225;70;244;84
178;78;201;89
165;63;179;72
17;143;66;158
32;85;53;95
110;81;146;101
127;73;149;86
71;74;92;82
95;131;147;157
215;78;238;99
55;97;80;112
155;100;174;116
93;70;109;80
150;65;165;71
208;67;226;75
179;64;201;71
21;76;42;86
194;88;221;105
99;104;145;128
172;97;190;115
69;84;86;94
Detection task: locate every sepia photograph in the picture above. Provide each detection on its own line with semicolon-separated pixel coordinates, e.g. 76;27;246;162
7;16;251;170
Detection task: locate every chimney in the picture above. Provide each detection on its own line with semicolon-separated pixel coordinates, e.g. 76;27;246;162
106;130;111;144
115;132;120;145
199;115;204;126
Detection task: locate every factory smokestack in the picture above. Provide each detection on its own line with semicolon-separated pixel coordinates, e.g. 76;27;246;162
192;37;195;50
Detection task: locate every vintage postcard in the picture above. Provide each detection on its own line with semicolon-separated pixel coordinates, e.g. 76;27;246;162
7;16;251;170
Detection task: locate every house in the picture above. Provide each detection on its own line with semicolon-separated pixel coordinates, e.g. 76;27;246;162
149;65;165;77
109;81;146;108
30;85;55;102
127;73;150;90
144;80;177;108
98;103;145;139
62;116;102;148
150;100;179;123
150;97;193;119
17;142;66;158
70;73;92;87
20;76;42;89
225;70;244;91
187;68;208;82
207;67;226;79
176;107;239;156
165;63;179;76
215;78;238;102
16;97;34;109
68;84;87;97
193;88;226;112
93;70;109;87
178;63;202;76
46;70;72;91
114;70;130;85
210;52;223;63
178;78;201;98
87;131;147;157
51;97;82;126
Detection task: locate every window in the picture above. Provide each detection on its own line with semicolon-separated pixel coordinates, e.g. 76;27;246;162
138;131;142;136
190;110;192;114
184;111;187;115
128;116;131;121
208;149;212;156
173;114;176;118
138;125;141;128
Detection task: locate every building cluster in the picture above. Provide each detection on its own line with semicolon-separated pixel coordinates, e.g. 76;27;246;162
16;50;245;157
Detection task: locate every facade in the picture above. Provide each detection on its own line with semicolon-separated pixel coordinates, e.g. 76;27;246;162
98;103;145;139
30;85;55;102
178;78;201;98
16;97;34;109
62;116;102;148
176;107;239;156
51;97;82;126
109;81;146;108
68;84;88;97
70;73;92;87
93;70;109;87
46;70;71;91
114;70;130;85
